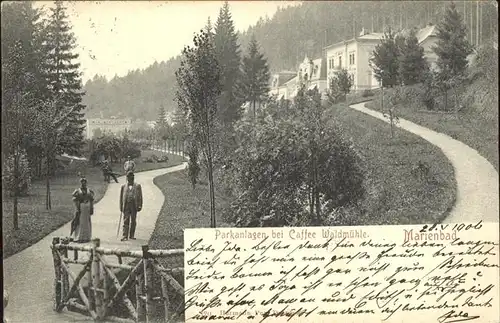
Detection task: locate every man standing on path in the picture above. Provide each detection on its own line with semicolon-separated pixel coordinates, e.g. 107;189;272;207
124;155;136;173
119;171;143;241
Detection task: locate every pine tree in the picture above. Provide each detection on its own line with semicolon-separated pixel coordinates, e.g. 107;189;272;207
432;2;472;110
398;30;428;85
369;27;400;87
156;105;167;129
204;16;213;39
42;1;86;157
433;2;473;78
214;1;242;128
239;34;270;120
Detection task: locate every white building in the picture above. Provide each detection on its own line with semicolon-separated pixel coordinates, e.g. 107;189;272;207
325;30;383;91
269;55;328;101
297;55;328;95
269;71;297;100
324;25;439;91
85;117;132;139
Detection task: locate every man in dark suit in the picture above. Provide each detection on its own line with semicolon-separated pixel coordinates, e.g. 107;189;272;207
119;172;143;241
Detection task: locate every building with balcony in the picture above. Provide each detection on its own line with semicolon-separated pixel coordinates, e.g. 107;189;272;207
297;55;328;95
269;55;328;101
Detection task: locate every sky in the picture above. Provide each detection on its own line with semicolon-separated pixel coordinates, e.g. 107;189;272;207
35;1;299;83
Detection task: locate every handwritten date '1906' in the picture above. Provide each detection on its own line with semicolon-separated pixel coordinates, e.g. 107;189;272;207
184;222;499;323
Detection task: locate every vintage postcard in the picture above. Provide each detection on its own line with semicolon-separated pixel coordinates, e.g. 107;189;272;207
2;1;498;323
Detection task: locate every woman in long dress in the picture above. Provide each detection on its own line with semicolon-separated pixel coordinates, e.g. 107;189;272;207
71;177;94;243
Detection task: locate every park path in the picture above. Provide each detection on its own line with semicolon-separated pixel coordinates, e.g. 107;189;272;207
350;101;499;223
3;161;187;323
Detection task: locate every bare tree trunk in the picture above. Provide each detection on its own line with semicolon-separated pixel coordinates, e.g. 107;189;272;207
46;164;51;210
314;155;320;221
253;100;256;121
479;1;483;45
400;2;403;30
471;1;474;45
13;150;19;230
476;1;480;47
371;11;374;32
309;151;315;217
207;151;216;228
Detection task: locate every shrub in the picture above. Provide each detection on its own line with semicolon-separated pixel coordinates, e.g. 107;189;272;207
2;150;31;197
157;155;169;163
223;89;365;227
362;89;373;97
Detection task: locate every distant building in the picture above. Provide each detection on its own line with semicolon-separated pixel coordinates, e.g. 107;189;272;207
324;25;439;91
85;117;132;139
269;55;328;101
269;71;297;100
325;29;384;91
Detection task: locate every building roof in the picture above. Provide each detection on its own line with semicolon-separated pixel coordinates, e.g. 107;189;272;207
324;25;438;51
282;75;298;87
324;32;384;50
272;71;297;87
416;25;438;43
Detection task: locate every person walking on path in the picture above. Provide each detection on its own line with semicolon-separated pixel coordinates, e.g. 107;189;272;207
102;160;119;183
124;155;136;173
119;171;143;241
70;177;95;243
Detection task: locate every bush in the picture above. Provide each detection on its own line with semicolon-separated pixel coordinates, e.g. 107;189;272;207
362;89;374;97
157;155;169;163
222;89;365;227
3;150;32;197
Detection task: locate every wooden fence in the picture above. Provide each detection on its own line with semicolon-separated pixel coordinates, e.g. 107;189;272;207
51;237;184;322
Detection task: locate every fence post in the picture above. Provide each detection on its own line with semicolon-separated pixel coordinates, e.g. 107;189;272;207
160;276;170;321
136;271;145;322
88;241;95;313
61;238;70;301
91;238;103;319
52;237;62;311
142;245;154;323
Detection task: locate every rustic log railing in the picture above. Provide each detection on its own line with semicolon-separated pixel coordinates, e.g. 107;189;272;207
51;237;185;322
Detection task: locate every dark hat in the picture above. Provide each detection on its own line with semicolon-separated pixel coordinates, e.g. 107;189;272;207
126;171;134;178
80;177;87;183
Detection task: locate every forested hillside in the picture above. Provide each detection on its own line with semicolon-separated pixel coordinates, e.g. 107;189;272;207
83;1;497;120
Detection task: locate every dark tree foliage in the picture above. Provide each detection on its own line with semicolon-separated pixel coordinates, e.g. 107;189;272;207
42;1;86;156
222;87;365;227
214;1;243;128
239;34;270;120
2;1;47;228
433;2;473;78
370;27;400;87
398;29;428;85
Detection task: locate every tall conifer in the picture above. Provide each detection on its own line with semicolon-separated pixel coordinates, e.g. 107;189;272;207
42;1;86;156
214;1;242;128
239;34;270;120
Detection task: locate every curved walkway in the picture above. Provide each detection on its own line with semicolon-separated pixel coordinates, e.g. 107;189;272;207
3;162;187;323
350;101;499;223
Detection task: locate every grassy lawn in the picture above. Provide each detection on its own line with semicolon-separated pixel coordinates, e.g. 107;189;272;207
145;108;456;318
327;102;456;225
147;170;231;320
365;93;499;172
2;151;184;259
